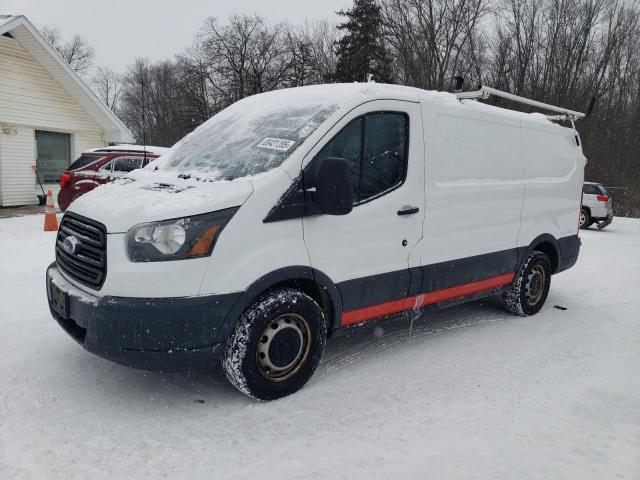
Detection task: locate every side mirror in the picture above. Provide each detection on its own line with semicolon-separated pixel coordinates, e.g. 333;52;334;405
315;157;353;216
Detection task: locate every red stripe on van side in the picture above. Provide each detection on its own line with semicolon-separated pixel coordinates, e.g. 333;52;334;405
340;272;515;327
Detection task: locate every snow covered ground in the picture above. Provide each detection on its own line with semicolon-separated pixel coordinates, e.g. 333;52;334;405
1;214;639;479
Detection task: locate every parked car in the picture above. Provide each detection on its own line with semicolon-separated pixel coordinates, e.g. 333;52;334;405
57;145;169;211
580;182;613;230
46;84;584;400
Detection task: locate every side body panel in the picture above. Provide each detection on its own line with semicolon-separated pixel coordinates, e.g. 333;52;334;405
518;122;583;246
339;103;582;328
198;169;312;296
419;100;525;269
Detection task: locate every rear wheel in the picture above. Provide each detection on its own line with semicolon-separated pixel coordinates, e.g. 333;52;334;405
503;251;552;316
222;288;327;400
579;207;591;229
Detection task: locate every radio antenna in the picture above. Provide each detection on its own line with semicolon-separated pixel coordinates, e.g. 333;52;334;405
141;80;147;163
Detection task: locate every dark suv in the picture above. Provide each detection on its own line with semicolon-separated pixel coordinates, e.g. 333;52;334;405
58;145;168;211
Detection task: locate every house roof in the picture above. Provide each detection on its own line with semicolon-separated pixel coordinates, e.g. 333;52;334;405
0;15;134;143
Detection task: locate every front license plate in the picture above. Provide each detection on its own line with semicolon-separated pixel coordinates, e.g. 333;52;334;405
51;281;68;320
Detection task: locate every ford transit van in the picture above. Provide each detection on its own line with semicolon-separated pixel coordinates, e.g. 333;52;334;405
47;83;583;400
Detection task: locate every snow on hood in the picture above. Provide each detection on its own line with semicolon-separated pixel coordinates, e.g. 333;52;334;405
67;169;254;233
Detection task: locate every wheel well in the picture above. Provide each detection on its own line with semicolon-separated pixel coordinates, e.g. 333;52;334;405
582;205;591;214
532;241;559;273
261;279;335;335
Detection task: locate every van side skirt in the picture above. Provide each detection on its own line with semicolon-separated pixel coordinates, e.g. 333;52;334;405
336;234;579;328
341;272;514;326
336;247;520;328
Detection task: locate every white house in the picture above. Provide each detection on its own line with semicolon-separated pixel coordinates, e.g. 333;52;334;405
0;15;134;207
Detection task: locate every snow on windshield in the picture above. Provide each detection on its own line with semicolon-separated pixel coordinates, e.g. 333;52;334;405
159;94;339;180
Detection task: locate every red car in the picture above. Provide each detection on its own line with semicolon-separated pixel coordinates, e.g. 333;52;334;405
58;145;169;211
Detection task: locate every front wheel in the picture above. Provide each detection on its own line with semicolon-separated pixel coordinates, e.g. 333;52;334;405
222;288;327;400
503;251;552;316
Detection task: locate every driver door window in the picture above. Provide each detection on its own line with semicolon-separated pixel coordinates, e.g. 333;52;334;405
313;112;408;205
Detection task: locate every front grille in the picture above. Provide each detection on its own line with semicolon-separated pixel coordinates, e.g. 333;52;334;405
56;213;107;289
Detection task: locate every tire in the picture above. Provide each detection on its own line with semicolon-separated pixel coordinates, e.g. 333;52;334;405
579;207;591;229
503;251;552;316
222;288;327;401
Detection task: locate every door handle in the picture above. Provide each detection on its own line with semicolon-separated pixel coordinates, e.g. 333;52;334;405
397;206;420;216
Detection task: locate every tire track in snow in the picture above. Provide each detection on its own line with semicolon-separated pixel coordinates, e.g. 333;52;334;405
316;300;514;378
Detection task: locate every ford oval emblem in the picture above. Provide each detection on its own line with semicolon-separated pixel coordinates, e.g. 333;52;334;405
62;235;79;255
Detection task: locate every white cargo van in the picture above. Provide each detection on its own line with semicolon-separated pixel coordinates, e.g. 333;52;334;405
47;83;583;400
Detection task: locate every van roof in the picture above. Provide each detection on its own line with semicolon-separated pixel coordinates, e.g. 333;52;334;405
255;83;559;127
248;83;461;114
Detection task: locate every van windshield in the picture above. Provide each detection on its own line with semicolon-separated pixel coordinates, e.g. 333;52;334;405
159;95;338;181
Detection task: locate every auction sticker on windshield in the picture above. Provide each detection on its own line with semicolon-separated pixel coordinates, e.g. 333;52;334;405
257;138;295;152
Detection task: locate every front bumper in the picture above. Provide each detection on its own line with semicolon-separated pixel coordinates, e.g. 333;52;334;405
46;263;241;371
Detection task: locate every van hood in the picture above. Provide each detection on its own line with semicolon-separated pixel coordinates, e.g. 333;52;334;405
67;170;254;233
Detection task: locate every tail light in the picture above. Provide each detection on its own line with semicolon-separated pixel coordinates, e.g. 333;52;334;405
596;194;609;202
60;173;71;189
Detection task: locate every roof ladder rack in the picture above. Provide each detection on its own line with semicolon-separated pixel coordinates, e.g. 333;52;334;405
454;85;585;121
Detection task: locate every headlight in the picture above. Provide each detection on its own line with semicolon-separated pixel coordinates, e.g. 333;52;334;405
126;207;238;262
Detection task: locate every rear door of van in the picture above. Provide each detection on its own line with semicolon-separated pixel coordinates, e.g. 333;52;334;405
417;102;525;295
302;100;425;328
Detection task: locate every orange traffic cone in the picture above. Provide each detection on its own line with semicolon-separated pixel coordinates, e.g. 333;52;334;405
44;190;58;232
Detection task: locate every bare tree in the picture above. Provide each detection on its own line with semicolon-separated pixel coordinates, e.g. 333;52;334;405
247;21;289;93
200;15;261;102
381;0;490;89
40;26;95;76
303;20;340;83
175;41;220;122
40;26;62;49
282;24;315;87
92;66;122;113
119;58;191;146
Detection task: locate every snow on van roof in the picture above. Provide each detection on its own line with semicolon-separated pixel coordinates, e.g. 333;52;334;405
86;144;170;155
253;83;556;126
251;82;461;107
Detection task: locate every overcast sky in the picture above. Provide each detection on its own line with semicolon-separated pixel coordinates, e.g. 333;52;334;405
1;0;351;72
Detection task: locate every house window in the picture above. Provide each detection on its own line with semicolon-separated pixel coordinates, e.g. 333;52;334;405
35;130;71;183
